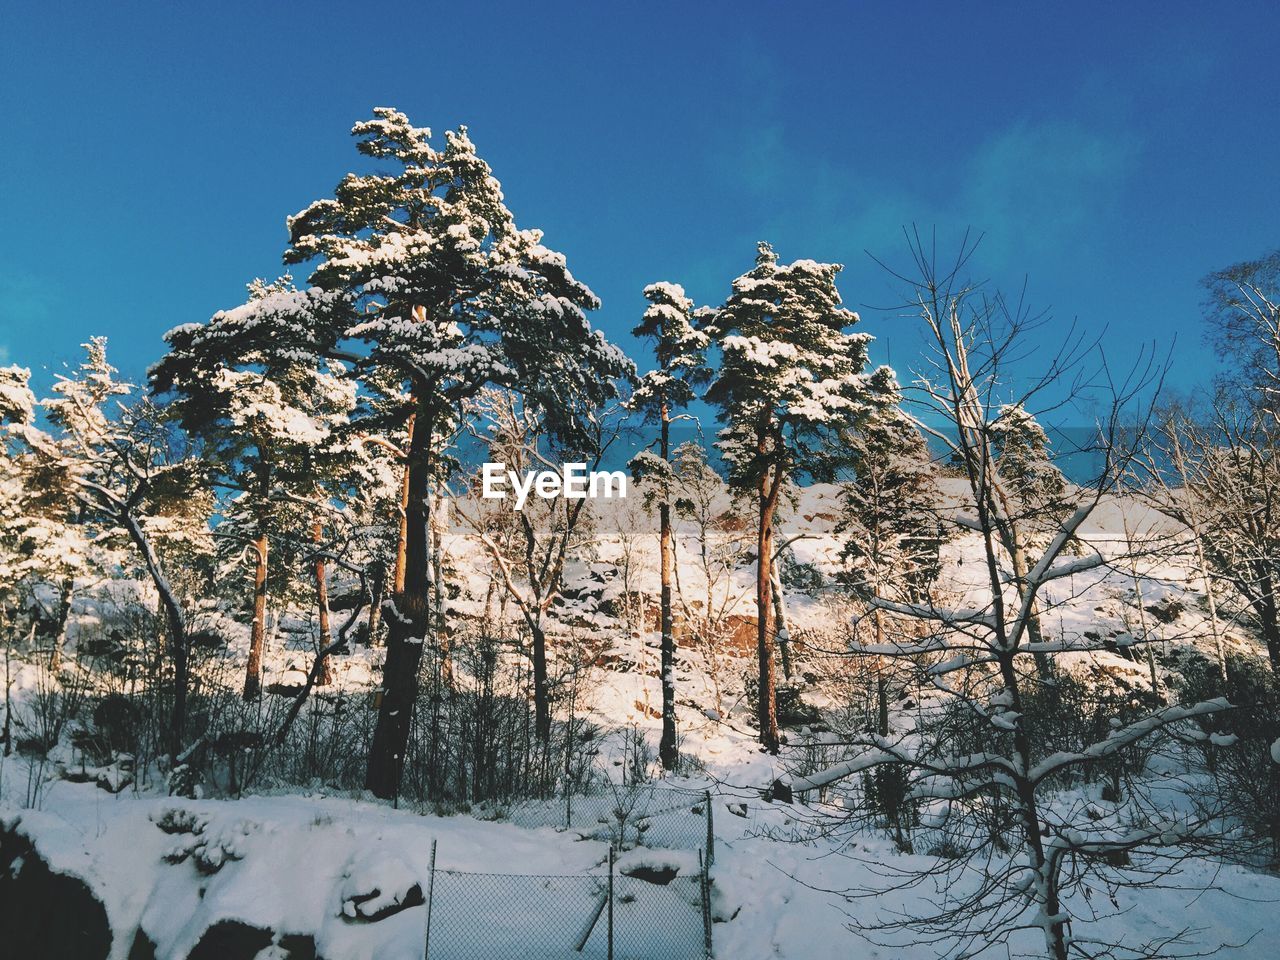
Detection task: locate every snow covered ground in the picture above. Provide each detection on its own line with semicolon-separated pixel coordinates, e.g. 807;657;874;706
5;767;1278;959
4;483;1280;958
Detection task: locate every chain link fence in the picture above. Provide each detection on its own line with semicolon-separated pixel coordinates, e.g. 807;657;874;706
240;780;719;956
424;845;712;960
240;782;720;957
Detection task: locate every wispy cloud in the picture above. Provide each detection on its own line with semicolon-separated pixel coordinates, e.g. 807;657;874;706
0;272;57;335
0;272;59;369
705;108;1140;284
954;120;1138;267
867;119;1130;268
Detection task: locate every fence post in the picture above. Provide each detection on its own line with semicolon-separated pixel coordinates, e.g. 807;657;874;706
423;838;437;960
704;790;714;866
607;846;615;960
700;849;713;959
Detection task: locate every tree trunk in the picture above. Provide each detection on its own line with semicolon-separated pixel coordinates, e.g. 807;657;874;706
313;520;333;686
1193;536;1227;681
1124;515;1161;697
366;405;434;800
770;558;793;682
659;410;678;770
995;647;1068;960
1257;570;1280;676
532;619;551;742
367;562;385;646
122;509;188;761
874;611;888;737
756;432;781;754
431;507;453;688
243;530;269;700
1006;539;1052;680
4;613;13;756
392;413;415;597
47;576;74;673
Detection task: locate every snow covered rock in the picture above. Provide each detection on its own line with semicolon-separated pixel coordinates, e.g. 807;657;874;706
153;806;256;875
339;853;425;922
763;778;794;804
0;816;113;960
615;847;701;885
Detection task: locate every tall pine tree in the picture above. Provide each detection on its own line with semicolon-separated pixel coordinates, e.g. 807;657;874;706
839;403;945;738
991;402;1069;539
154;109;630;798
705;242;893;752
154;276;357;699
840;403;944;604
991;402;1071;677
41;340;211;761
628;282;709;770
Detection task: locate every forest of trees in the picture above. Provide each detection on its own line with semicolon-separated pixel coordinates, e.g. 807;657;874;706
3;109;1280;959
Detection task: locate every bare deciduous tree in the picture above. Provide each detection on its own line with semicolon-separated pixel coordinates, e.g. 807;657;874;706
790;236;1231;960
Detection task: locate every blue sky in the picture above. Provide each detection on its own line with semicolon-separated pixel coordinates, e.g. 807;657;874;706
2;1;1277;419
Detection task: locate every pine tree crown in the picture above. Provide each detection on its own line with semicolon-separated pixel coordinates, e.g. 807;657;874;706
704;242;897;486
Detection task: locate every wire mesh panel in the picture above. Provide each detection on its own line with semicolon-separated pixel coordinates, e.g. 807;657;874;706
612;874;706;960
424;867;709;960
428;871;611;960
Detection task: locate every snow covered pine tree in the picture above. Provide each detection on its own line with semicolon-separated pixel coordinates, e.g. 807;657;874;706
704;242;894;752
153;276;358;699
37;340;213;762
154;109;630;799
839;402;946;744
628;282;709;770
990;402;1073;679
